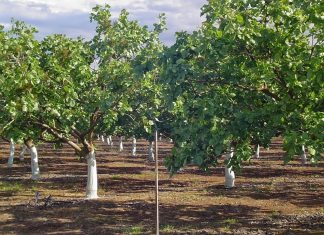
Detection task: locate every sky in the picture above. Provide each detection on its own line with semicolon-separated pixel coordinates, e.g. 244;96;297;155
0;0;206;45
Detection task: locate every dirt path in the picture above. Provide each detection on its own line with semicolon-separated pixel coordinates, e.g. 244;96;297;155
0;138;323;234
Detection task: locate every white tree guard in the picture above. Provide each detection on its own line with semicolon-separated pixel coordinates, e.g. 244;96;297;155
86;150;98;199
19;145;28;161
132;137;136;157
224;148;235;189
301;145;307;165
255;144;260;159
7;139;15;167
119;137;124;152
30;146;40;180
148;141;155;162
109;135;113;146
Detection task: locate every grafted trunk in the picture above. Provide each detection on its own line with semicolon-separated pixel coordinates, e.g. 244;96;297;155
19;145;28;161
86;150;98;199
255;144;260;159
301;145;307;165
7;139;15;167
148;141;154;162
30;146;40;180
132;137;136;157
224;148;235;189
119;136;124;152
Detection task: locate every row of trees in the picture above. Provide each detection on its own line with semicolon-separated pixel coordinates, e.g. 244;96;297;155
1;0;323;196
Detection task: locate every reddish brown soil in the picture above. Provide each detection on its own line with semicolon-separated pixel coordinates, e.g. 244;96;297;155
0;137;323;235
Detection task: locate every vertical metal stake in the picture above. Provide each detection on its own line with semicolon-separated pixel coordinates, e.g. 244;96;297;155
155;129;159;235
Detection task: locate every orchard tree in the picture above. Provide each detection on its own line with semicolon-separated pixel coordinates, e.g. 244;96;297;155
162;0;323;179
0;5;169;197
0;21;43;179
92;5;168;160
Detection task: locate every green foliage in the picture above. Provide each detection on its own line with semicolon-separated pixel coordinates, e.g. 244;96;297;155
91;4;168;140
0;6;168;156
162;0;323;173
0;1;322;173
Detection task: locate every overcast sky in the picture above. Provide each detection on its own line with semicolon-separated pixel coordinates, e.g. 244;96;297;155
0;0;206;45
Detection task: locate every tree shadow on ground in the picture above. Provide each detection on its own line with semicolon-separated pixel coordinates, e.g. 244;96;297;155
206;181;324;208
0;199;262;235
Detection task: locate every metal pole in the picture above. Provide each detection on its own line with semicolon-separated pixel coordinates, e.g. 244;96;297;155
154;129;159;235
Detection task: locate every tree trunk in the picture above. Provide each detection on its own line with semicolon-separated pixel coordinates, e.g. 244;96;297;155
19;145;28;161
132;137;136;157
224;148;235;189
7;138;15;167
97;134;100;140
301;145;307;165
30;146;40;180
255;144;260;159
86;150;98;199
148;141;155;162
101;135;105;143
106;136;111;145
119;136;124;152
169;138;173;143
109;135;113;146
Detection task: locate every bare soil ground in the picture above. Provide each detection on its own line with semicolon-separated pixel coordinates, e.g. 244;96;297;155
0;137;323;235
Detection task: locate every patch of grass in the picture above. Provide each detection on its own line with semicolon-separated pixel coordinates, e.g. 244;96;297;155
219;218;237;233
125;226;143;235
219;226;230;233
160;224;176;233
319;207;324;213
306;182;318;191
0;181;39;196
190;178;200;186
0;182;23;194
110;175;120;180
223;218;237;226
269;210;281;218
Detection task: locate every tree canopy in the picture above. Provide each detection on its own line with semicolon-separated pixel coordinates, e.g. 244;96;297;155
162;0;323;173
